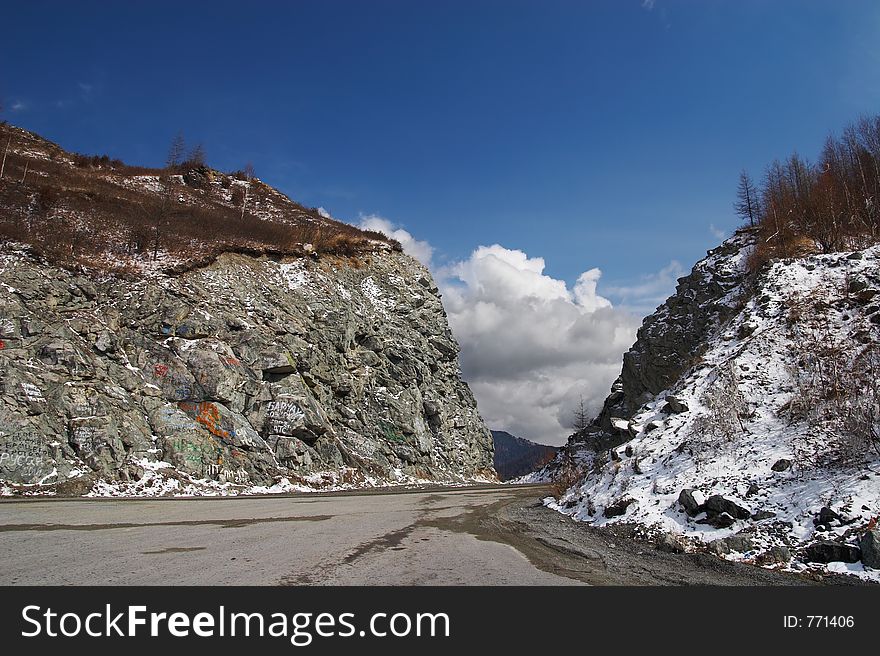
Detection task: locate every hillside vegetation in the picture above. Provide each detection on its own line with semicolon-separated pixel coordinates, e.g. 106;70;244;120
0;123;399;276
738;113;880;266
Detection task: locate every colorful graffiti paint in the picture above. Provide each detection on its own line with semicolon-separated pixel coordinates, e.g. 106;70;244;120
178;401;237;441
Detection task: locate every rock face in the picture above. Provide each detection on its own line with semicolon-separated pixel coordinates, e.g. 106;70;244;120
581;229;755;446
546;227;880;581
0;249;495;493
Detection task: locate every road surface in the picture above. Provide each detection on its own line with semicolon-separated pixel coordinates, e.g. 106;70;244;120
0;485;835;585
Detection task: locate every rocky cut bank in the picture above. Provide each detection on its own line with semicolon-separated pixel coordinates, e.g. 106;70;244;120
0;126;495;495
544;227;880;580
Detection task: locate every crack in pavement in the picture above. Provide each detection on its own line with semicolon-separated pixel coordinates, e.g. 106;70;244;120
141;546;207;555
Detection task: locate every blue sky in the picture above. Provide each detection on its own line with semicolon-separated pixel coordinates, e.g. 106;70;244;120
4;1;878;300
3;1;880;443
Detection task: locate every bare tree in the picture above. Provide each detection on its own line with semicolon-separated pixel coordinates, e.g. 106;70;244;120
187;143;206;167
571;395;590;432
239;161;254;220
0;137;10;179
166;132;186;168
734;169;761;227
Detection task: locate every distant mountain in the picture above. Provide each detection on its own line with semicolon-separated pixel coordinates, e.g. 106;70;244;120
491;431;558;481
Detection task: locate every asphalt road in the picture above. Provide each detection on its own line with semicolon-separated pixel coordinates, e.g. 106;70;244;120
0;485;838;585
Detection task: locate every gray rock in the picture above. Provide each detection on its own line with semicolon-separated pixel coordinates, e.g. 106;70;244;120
662;395;689;414
707;535;753;555
704;494;751;520
859;529;880;569
848;277;869;293
590;230;757;436
603;497;635;518
814;506;841;527
771;458;791;472
804;541;861;564
0;249;496;492
656;533;687;554
756;546;791;565
701;512;736;529
678;488;704;517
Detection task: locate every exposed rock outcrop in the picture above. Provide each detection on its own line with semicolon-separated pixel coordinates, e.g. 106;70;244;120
545;227;880;582
577;229;755;449
0;248;495;494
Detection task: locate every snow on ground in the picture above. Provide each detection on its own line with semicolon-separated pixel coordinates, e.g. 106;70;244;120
79;458;490;498
551;241;880;582
277;260;310;290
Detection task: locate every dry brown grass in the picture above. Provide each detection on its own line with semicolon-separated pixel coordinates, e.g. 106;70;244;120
0;123;400;275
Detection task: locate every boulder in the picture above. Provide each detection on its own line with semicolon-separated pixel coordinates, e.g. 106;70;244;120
771;459;792;472
707;535;754;555
662;395;689;414
703;495;751;520
603;497;635;518
814;506;841;528
848;277;869;293
656;533;688;554
859;529;880;569
756;546;792;565
701;512;736;529
678;488;704;517
804;541;861;564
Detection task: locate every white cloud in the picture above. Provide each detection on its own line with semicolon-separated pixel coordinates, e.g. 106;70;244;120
709;223;727;241
10;101;26;112
316;206;332;219
641;0;656;10
439;245;639;446
603;260;685;317
357;214;434;267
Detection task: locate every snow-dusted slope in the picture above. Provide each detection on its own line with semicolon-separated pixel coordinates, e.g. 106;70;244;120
552;232;880;581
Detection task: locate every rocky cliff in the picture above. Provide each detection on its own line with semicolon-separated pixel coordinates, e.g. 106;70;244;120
0;247;495;495
549;229;880;581
0;125;495;496
580;228;755;447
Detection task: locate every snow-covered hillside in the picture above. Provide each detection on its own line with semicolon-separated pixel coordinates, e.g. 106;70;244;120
551;232;880;582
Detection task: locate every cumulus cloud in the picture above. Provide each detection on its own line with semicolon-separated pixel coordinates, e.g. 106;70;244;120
603;260;685;317
439;245;639;446
358;214;434;267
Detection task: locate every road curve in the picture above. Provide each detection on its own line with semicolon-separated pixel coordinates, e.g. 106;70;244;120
0;485;836;585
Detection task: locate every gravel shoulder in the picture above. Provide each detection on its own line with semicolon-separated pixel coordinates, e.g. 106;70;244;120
438;486;866;586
